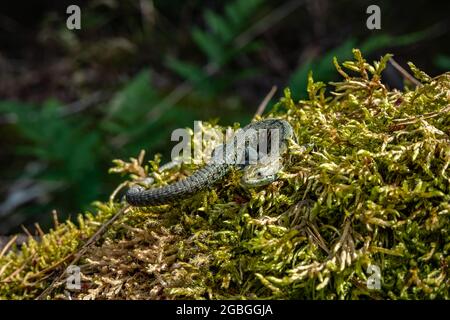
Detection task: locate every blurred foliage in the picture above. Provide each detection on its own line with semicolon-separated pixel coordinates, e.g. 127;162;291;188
100;69;199;154
435;55;450;70
167;0;264;96
0;99;102;210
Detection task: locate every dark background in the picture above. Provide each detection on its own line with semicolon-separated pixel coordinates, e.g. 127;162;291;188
0;0;449;234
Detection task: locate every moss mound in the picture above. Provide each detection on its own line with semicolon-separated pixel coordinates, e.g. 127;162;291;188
1;50;449;299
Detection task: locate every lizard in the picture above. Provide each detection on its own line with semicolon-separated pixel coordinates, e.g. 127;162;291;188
125;118;295;206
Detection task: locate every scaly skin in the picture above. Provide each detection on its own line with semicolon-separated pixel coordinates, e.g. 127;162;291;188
126;119;294;206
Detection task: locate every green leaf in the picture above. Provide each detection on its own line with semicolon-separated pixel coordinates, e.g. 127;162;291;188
192;27;224;64
434;54;450;70
360;28;432;54
106;69;158;124
204;10;233;42
166;57;207;85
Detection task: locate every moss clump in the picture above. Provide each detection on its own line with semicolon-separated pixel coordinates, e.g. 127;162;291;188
1;50;449;299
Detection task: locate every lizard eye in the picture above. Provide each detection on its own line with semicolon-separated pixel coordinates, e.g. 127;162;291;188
256;171;263;177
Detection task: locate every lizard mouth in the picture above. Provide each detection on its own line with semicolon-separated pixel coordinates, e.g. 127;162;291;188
240;173;277;188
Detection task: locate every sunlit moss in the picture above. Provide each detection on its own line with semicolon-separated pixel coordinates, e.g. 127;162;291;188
1;50;449;299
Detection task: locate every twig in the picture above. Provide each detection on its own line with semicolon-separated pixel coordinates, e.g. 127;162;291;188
26;254;75;281
234;0;306;48
0;91;107;125
0;261;12;278
59;91;107;117
139;0;156;28
393;104;450;125
0;181;62;219
0;235;18;258
0;257;31;283
52;210;60;228
21;225;33;239
389;58;421;87
109;181;129;203
35;205;130;300
34;223;45;237
254;86;277;118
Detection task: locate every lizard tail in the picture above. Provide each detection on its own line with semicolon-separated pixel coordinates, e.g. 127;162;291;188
125;163;231;206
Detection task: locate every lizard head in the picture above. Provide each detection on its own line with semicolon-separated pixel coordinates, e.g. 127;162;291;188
240;159;282;187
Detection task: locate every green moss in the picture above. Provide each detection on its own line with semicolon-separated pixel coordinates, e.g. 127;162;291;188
1;50;449;299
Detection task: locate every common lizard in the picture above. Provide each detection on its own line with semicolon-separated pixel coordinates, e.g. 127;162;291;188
126;118;295;206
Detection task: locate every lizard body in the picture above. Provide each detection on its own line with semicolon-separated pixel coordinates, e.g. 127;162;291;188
126;118;295;206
